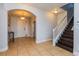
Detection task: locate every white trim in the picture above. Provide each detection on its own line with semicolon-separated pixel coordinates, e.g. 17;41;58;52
53;15;67;46
0;46;8;52
73;51;79;56
36;38;52;44
53;29;65;46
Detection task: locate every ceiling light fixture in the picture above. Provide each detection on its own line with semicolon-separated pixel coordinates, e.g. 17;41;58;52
54;10;58;14
51;7;59;14
52;9;58;14
20;17;25;19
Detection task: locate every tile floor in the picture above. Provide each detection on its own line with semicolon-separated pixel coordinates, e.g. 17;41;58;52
0;37;73;56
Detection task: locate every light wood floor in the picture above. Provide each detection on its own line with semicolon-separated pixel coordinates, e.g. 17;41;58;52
0;37;73;56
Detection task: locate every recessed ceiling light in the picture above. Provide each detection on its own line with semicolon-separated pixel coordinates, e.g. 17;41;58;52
51;8;59;14
20;17;25;19
54;10;58;13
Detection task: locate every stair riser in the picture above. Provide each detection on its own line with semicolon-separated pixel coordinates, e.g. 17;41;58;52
59;40;73;48
64;32;73;35
62;35;73;39
61;38;73;43
57;43;73;52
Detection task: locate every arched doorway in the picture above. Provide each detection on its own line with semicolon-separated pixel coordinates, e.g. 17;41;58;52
8;9;36;42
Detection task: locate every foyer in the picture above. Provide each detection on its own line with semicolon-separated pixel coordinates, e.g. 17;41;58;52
0;37;72;56
0;3;74;56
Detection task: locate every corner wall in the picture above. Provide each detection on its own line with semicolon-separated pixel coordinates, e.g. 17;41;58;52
0;4;8;52
74;3;79;55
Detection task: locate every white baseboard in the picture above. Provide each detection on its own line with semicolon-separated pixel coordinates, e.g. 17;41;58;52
73;51;79;56
0;46;8;52
36;38;52;44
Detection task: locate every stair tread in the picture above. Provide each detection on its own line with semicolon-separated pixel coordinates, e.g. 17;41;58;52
58;39;73;48
64;32;73;35
63;32;73;36
62;34;73;38
57;43;73;52
61;37;73;43
65;28;73;31
65;30;73;33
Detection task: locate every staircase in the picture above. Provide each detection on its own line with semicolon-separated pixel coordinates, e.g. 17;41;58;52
61;3;74;22
56;17;73;52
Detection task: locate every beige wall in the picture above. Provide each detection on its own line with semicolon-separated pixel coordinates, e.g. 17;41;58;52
0;3;67;51
8;16;35;38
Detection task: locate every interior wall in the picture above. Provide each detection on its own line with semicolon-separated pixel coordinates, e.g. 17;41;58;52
30;17;35;37
0;3;60;51
0;4;8;51
9;16;34;38
4;3;55;44
74;3;79;55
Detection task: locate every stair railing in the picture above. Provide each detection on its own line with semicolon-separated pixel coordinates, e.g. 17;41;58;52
53;15;67;46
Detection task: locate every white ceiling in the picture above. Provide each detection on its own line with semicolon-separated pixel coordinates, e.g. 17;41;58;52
8;3;67;17
25;3;67;11
9;9;32;17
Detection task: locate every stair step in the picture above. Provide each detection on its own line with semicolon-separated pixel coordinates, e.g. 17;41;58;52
66;28;72;31
67;25;73;27
62;34;73;39
65;30;73;32
65;30;73;33
64;31;73;35
61;37;73;43
65;30;72;33
56;43;73;52
58;39;73;48
66;25;73;29
69;23;73;25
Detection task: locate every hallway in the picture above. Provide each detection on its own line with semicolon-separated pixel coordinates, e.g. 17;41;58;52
0;37;72;56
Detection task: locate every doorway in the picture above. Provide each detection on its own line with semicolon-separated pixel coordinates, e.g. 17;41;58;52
8;9;36;42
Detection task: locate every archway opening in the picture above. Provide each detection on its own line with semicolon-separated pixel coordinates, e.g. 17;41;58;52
8;9;36;43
